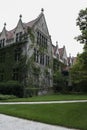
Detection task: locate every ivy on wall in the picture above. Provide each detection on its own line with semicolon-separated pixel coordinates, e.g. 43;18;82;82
0;41;27;83
27;27;35;43
0;27;53;91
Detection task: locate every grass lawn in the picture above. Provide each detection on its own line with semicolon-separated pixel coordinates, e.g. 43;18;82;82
1;94;87;102
0;102;87;130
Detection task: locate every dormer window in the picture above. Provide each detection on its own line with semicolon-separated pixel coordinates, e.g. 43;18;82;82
16;32;22;42
0;39;5;48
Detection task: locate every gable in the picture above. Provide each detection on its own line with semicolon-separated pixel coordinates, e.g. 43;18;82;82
34;14;49;37
15;19;24;34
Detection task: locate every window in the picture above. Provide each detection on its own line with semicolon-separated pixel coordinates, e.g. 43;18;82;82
34;48;39;63
34;48;36;62
37;31;47;48
13;68;19;81
42;54;44;65
46;55;49;66
40;53;44;65
14;48;21;62
37;31;40;45
40;54;42;64
16;32;22;42
0;39;5;48
45;38;47;48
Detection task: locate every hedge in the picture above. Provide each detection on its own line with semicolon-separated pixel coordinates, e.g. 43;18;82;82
73;80;87;93
0;80;24;97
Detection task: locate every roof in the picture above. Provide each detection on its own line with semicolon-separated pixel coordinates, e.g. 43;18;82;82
6;28;15;39
0;12;43;40
52;44;64;59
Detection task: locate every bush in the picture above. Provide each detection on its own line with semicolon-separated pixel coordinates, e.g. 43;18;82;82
0;94;17;100
0;81;24;97
53;71;69;93
73;80;87;93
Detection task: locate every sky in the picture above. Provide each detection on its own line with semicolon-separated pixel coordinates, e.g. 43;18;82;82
0;0;87;57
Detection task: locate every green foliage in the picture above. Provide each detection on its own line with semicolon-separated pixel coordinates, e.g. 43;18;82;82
2;94;87;102
53;58;60;72
0;42;27;83
71;8;87;92
27;27;35;43
73;79;87;93
76;8;87;44
0;94;17;100
53;71;68;93
0;80;24;97
75;8;87;70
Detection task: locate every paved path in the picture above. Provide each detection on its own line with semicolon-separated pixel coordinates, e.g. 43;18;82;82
0;114;77;130
0;100;87;105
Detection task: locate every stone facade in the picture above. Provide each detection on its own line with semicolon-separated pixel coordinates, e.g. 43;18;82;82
52;42;68;72
0;11;53;93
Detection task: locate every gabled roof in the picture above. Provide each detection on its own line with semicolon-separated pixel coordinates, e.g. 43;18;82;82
6;28;15;39
0;11;44;40
23;12;43;28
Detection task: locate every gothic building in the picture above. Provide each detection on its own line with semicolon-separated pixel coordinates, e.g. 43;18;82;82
52;42;68;72
0;9;53;94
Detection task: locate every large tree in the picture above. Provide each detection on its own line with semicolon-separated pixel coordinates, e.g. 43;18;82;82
76;8;87;45
71;8;87;92
75;8;87;70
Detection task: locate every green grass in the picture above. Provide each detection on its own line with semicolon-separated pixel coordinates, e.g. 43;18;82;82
0;102;87;130
2;94;87;102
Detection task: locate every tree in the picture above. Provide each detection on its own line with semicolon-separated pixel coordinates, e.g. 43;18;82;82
71;8;87;92
76;8;87;45
75;8;87;70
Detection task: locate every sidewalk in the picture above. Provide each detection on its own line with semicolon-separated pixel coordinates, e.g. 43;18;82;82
0;100;87;105
0;114;77;130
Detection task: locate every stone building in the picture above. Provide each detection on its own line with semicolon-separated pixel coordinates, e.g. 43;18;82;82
52;42;68;72
0;9;53;94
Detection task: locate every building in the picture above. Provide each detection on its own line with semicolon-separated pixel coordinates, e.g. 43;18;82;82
0;9;53;94
52;42;68;72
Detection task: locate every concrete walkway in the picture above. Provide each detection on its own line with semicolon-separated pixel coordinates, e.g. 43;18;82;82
0;100;87;104
0;114;77;130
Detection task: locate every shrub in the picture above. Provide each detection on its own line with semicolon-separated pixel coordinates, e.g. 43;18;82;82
73;80;87;93
53;71;68;93
0;80;24;97
0;94;17;100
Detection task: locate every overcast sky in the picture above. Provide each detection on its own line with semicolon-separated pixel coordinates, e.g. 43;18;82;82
0;0;87;56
